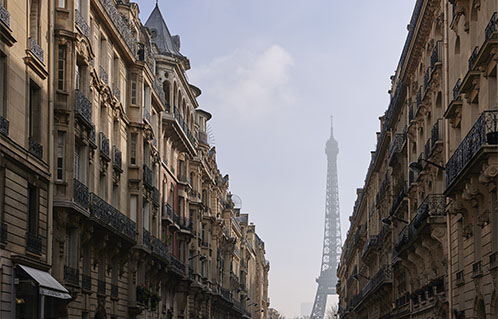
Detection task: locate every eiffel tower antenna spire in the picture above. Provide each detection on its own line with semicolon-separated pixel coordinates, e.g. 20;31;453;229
310;117;342;319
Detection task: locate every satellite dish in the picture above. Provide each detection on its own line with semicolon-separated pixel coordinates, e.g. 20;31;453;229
231;194;242;210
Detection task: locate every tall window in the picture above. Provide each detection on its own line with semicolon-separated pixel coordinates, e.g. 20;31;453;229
130;133;137;165
30;0;40;42
130;195;137;222
29;80;41;142
130;74;137;105
56;132;65;181
75;64;80;91
27;184;38;235
74;142;85;182
0;53;6;117
57;45;66;90
143;199;150;231
57;0;65;8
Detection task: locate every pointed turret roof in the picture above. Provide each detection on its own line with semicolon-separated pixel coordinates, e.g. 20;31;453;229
145;4;183;58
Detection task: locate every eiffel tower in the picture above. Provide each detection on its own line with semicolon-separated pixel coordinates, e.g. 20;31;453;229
310;117;342;319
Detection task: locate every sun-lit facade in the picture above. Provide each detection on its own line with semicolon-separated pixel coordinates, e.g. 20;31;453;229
337;0;497;318
0;0;269;318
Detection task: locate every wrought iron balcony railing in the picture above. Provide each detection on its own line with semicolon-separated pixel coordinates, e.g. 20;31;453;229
0;222;6;243
220;287;232;301
97;279;106;295
430;41;442;69
446;110;498;188
453;78;461;101
389;184;406;216
64;266;80;286
468;46;479;71
395;194;445;252
0;4;10;28
0;115;9;136
75;9;90;39
142;228;151;249
152;187;160;207
112;146;122;171
472;260;483;278
29;38;44;63
170;255;185;275
74;178;89;209
29;137;43;160
99;132;110;160
172;105;197;146
26;232;42;255
143;164;153;189
485;12;497;40
98;0;136;55
151;236;169;261
75;90;92;125
99;66;108;85
388;133;404;163
82;274;91;291
89;192;137;241
361;265;392;298
89;125;96;147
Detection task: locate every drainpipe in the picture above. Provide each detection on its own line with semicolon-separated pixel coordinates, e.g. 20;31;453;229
443;0;453;318
47;0;55;271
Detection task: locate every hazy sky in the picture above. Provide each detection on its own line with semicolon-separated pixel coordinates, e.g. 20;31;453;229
137;1;415;316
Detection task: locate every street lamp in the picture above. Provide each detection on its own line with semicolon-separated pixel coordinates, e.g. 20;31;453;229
381;216;408;225
188;254;207;262
409;159;445;173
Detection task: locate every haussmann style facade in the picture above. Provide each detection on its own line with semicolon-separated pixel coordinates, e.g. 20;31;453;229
338;0;497;318
0;0;270;318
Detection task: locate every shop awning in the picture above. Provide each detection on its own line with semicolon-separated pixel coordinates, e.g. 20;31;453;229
18;265;72;300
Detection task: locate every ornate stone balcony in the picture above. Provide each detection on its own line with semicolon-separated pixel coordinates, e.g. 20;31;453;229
75;9;90;39
446;110;498;190
0;115;9;136
395;194;445;253
75;90;92;126
388;133;404;165
64;265;80;287
74;178;89;209
89;192;137;242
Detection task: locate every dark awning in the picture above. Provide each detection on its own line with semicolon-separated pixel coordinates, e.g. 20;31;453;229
18;265;71;300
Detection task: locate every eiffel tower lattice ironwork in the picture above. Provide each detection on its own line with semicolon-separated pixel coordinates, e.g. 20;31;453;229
310;117;342;319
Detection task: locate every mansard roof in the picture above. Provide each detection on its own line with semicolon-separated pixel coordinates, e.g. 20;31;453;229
144;4;183;58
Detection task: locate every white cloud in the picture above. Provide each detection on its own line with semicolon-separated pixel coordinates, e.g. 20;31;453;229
189;44;295;120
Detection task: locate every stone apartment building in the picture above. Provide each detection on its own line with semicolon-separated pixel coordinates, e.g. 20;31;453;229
337;0;497;318
0;0;269;318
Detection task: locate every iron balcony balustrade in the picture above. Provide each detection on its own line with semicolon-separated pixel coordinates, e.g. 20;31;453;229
73;178;89;209
75;9;90;39
150;236;169;262
29;38;44;63
97;279;106;296
112;146;122;172
64;265;80;287
490;251;498;270
445;110;498;190
98;0;136;56
152;187;160;207
0;3;10;28
0;115;9;136
430;41;442;69
142;228;151;250
81;274;91;291
162;203;174;223
99;132;110;161
388;133;404;165
89;125;97;148
170;255;186;275
0;222;7;243
485;12;497;40
75;90;92;127
89;192;137;242
468;46;479;72
143;164;153;189
219;287;232;302
452;78;461;102
26;231;42;255
389;184;407;216
472;260;483;278
394;194;446;253
28;137;43;160
162;105;197;154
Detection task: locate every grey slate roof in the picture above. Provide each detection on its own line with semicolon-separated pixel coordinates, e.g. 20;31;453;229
144;4;183;58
